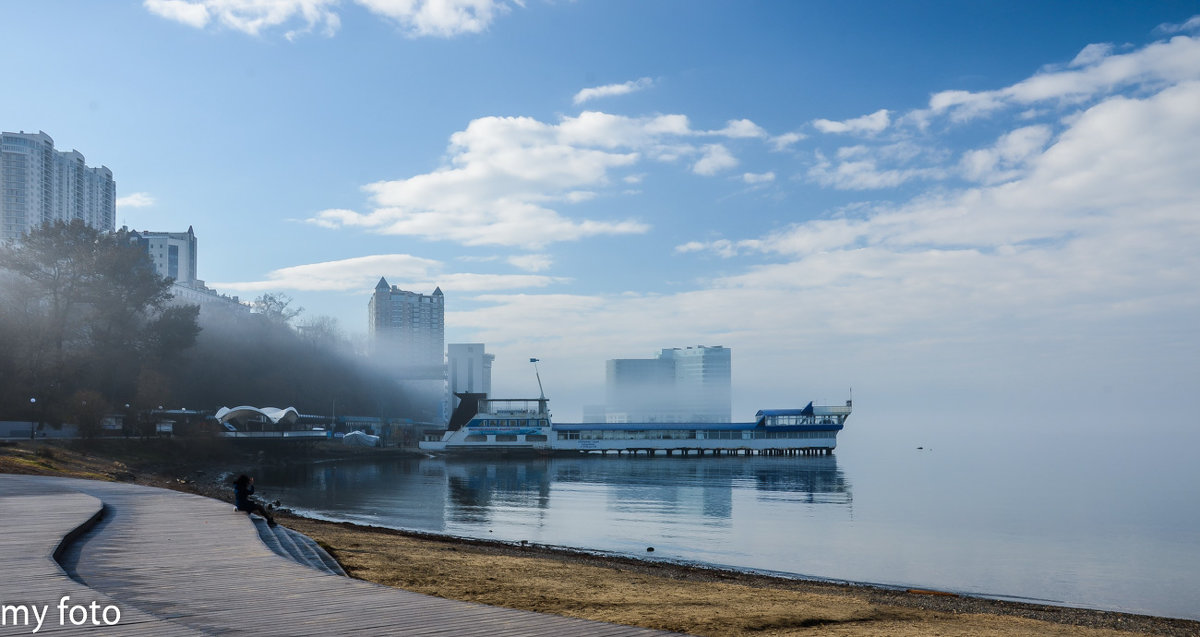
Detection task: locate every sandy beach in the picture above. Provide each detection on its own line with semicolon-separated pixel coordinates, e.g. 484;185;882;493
2;440;1196;637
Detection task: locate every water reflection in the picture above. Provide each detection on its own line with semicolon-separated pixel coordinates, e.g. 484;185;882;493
259;454;851;541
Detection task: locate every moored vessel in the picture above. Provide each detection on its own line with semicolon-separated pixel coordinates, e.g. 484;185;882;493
419;393;851;457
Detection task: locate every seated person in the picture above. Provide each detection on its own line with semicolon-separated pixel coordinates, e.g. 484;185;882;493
233;474;277;527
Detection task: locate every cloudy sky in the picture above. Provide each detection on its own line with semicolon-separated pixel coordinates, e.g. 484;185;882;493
3;1;1198;427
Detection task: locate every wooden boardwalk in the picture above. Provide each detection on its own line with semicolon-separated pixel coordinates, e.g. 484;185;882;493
0;475;677;636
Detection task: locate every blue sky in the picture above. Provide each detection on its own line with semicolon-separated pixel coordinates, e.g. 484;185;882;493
3;1;1199;427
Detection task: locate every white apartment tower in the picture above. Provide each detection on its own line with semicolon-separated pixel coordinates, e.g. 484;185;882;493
1;131;115;243
605;345;731;423
447;343;494;405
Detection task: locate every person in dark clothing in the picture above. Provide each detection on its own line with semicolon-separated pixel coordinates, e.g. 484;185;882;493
233;474;277;527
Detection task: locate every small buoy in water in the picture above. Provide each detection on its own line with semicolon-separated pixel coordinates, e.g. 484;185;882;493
646;547;654;552
917;446;924;450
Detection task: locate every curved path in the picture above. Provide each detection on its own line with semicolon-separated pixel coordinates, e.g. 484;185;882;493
0;475;675;636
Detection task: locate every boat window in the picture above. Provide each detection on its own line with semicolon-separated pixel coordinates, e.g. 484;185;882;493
525;434;547;442
464;435;487;442
496;434;517;442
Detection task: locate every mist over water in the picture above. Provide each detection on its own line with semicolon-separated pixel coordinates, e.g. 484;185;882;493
258;425;1200;621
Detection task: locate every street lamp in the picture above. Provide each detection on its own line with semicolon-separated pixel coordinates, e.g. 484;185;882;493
29;398;36;440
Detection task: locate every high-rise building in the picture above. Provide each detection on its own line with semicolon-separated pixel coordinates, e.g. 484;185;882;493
369;278;445;369
129;226;199;287
369;278;447;422
605;345;731;423
1;131;115;243
447;343;494;407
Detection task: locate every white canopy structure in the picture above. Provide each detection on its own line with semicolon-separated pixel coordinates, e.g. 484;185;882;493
215;406;300;427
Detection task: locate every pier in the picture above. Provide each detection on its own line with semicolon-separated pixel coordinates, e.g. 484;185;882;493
0;474;674;636
590;446;834;457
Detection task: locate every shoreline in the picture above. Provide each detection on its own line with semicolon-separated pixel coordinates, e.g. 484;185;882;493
2;439;1197;636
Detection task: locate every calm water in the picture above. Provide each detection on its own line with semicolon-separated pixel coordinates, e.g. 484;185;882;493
257;429;1200;620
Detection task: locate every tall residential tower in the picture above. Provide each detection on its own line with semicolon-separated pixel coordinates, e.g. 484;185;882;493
369;278;447;422
1;131;115;243
368;278;445;370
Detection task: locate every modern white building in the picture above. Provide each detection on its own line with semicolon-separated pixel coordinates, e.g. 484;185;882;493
447;343;494;407
1;131;115;243
129;226;199;286
605;345;731;423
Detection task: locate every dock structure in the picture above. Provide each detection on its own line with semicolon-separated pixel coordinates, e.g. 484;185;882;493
591;446;834;457
0;474;675;636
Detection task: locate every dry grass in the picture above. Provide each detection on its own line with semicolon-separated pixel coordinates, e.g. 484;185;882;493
283;516;1178;637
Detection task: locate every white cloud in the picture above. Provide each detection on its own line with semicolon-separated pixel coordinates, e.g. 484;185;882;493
812;109;891;135
116;192;156;208
473;79;1200;420
927;33;1200;122
309;109;780;246
711;119;767;138
673;238;759;258
1157;15;1200;34
769;131;806;151
742;171;775;184
1069;43;1115;68
959;124;1053;183
359;0;513;37
808;150;944;190
144;0;210;28
211;253;566;292
507;253;553;272
143;0;515;38
692;144;738;176
573;78;654;105
144;0;340;37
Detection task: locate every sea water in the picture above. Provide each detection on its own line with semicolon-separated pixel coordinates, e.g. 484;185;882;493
256;424;1200;620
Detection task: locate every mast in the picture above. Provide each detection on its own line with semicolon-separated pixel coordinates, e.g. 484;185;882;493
530;358;547;415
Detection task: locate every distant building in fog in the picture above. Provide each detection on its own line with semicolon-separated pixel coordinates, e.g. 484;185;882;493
605;345;731;423
369;278;447;422
581;404;608;423
369;278;445;370
447;343;494;408
1;130;115;243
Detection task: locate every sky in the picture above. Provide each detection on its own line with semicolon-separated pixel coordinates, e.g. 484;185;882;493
3;1;1199;429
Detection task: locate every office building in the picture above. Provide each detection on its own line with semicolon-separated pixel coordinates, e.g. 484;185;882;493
605;345;731;423
1;131;115;243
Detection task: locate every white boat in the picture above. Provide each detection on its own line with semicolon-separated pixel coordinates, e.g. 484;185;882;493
419;396;553;455
420;393;851;457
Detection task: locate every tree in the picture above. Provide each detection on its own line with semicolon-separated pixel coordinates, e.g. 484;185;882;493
253;292;303;326
69;389;110;439
0;221;201;424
